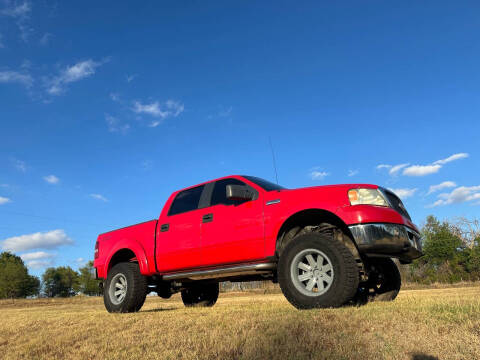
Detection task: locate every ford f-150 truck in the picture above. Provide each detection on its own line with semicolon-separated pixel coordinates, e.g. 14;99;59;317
93;175;422;313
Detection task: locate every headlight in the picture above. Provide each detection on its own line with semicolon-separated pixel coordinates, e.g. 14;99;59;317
348;188;389;207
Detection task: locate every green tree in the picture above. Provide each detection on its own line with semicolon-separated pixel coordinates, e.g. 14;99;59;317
77;261;101;296
0;252;40;299
465;238;480;278
422;215;463;266
42;266;79;297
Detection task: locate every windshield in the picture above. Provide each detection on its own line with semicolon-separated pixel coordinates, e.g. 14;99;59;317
243;176;286;191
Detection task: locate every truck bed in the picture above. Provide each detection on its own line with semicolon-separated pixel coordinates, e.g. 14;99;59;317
95;219;158;278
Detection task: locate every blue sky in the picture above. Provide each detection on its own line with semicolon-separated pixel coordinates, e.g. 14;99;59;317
1;1;479;276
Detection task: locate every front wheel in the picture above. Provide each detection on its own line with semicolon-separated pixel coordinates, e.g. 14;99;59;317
103;262;148;313
181;282;219;307
368;258;401;301
353;258;401;304
278;232;359;309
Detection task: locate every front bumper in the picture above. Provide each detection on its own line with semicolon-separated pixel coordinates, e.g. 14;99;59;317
348;223;423;262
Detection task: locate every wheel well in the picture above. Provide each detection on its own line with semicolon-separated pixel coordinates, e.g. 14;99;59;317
276;209;360;260
108;249;137;273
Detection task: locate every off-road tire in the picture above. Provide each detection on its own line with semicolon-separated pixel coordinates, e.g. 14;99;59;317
369;258;401;301
352;257;401;305
104;262;148;313
278;232;359;309
181;282;219;307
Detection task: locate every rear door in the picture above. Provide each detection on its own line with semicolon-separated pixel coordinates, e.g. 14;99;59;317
200;178;265;266
156;185;207;272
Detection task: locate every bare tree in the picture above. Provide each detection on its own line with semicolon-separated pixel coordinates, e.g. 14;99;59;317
450;217;480;248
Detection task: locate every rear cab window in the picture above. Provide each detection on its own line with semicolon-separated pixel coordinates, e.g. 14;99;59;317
168;185;205;216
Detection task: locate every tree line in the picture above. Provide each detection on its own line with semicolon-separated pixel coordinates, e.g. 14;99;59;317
401;215;480;283
0;253;101;299
1;215;480;298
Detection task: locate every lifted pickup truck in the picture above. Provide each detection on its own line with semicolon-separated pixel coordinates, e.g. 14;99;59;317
93;175;422;312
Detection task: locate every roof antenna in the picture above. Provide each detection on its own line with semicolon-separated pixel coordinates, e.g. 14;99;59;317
269;137;279;184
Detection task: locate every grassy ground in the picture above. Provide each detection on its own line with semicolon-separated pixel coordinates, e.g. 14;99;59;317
1;286;480;360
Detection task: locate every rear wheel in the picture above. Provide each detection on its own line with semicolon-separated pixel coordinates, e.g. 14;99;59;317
181;282;219;307
278;232;359;309
104;262;147;313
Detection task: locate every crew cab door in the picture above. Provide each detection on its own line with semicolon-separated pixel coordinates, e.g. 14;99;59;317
155;185;207;272
200;178;265;266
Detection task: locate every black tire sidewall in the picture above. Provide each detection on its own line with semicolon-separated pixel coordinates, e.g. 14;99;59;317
278;233;358;309
181;282;219;307
103;262;147;313
371;258;401;301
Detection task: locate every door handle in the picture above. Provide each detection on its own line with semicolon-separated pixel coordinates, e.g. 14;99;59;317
160;223;169;232
202;213;213;223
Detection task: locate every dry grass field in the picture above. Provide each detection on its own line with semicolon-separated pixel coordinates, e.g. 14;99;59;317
1;286;480;360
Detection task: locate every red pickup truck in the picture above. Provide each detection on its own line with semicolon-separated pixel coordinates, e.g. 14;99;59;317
93;175;422;312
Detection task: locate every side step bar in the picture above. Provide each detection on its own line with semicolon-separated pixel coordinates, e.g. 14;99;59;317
162;262;276;281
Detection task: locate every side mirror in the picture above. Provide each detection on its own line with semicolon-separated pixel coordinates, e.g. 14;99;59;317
226;185;256;201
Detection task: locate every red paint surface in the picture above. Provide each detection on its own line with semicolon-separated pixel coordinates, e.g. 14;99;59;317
94;176;416;278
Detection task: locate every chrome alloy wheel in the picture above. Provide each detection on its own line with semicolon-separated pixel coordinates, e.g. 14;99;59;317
290;249;334;297
109;273;127;305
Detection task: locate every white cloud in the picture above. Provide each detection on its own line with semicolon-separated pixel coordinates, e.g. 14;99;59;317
25;260;53;269
20;251;56;261
165;100;184;116
43;174;59;184
39;32;51;46
430;186;480;207
132;99;184;126
388;188;417;200
0;33;4;48
13;159;27;172
109;92;120;102
149;120;161;128
126;74;136;83
348;170;359;177
105;114;129;134
427;181;456;195
75;257;87;266
46;59;105;95
1;229;73;252
1;1;32;42
1;1;31;17
62;60;100;82
433;153;469;165
0;196;11;205
378;153;469;177
133;101;166;117
90;193;108;202
0;70;33;87
310;170;329;181
402;164;441;176
389;163;409;176
20;251;56;268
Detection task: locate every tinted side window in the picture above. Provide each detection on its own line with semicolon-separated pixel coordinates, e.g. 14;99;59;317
169;185;205;215
211;178;249;206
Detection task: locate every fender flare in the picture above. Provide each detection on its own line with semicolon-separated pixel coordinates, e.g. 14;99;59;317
273;207;359;255
104;239;149;276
